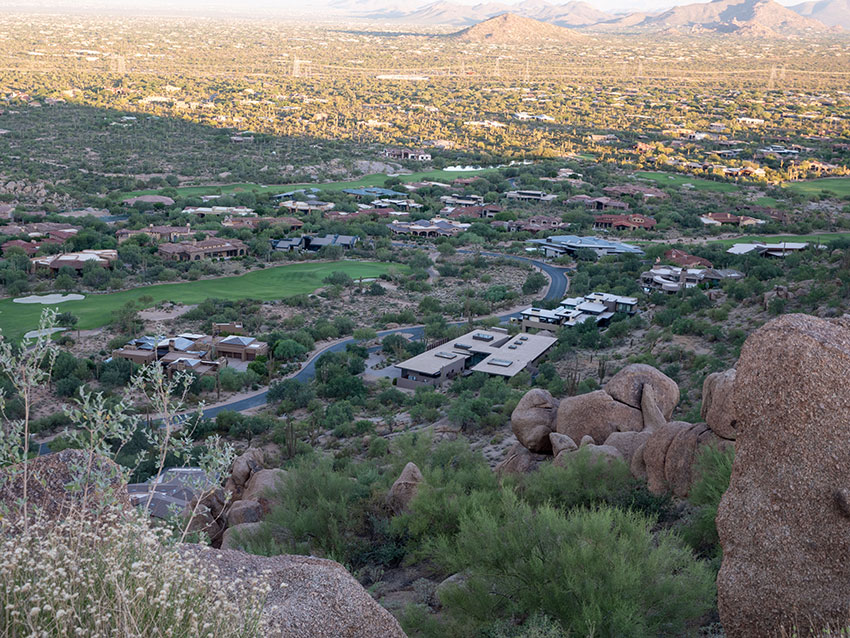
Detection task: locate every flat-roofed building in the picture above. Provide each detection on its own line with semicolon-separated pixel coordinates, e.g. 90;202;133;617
528;235;644;258
506;190;557;203
395;328;556;389
519;292;638;332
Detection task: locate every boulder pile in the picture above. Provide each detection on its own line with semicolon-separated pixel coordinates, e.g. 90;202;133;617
717;314;850;637
505;363;736;497
188;447;287;549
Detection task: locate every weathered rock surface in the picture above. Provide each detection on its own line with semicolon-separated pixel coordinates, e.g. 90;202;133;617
220;521;264;550
640;384;667;432
242;468;287;505
664;423;709;498
511;388;558;453
643;421;690;494
229;448;266;493
0;449;129;527
386;462;423;514
182;546;407;638
604;431;651;466
717;314;850;638
701;369;738;440
604;363;679;419
495;443;547;475
555;390;643;444
549;432;577;456
554;443;623;467
227;499;262;526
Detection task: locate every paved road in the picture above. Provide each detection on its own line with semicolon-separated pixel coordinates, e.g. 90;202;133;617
186;253;568;421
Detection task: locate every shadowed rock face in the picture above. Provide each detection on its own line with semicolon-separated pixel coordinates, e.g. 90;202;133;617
717;314;850;638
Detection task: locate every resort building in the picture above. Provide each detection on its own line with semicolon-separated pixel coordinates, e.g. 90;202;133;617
726;242;812;257
395;328;557;389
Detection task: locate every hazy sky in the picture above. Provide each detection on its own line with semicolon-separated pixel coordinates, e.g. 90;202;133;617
4;0;801;17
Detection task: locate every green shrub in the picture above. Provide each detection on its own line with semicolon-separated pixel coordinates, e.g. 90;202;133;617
681;444;735;561
431;495;715;638
512;452;672;521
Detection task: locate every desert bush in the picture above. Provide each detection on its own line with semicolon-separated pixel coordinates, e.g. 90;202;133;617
431;495;715;637
0;510;266;638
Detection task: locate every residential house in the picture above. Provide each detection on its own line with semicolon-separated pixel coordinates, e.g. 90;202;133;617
269;234;359;252
116;224;202;243
387;218;469;237
567;195;630;211
518;292;638;332
727;242;812;258
602;184;668;200
440;194;484;207
194;334;269;361
279;200;335;214
158;238;247;261
506;190;557;203
122;195;175;207
639;265;742;294
700;212;766;227
220;216;281;230
664;248;713;268
527;235;644;258
343;187;408;200
592;213;656;231
31;249;117;273
395;328;556;389
445;205;502;220
383;148;432;161
183;206;255;218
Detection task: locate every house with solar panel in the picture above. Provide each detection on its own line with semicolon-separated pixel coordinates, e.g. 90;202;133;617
394;328;557;389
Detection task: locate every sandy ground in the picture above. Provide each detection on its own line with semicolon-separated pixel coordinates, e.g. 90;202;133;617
139;304;197;321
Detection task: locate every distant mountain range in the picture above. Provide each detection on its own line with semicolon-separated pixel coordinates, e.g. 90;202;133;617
360;0;613;26
789;0;850;29
357;0;845;35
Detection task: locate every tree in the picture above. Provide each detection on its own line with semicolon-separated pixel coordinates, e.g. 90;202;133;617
56;311;79;336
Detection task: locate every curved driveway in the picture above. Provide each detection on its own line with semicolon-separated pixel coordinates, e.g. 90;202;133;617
191;253;568;420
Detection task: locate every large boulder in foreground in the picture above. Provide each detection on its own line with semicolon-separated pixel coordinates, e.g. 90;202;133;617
511;388;558;453
182;546;407;638
604;363;679;420
386;462;423;514
717;315;850;638
701;369;738;440
555;390;643;444
0;449;129;527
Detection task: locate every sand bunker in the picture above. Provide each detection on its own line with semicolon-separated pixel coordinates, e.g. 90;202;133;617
23;327;67;340
13;294;85;305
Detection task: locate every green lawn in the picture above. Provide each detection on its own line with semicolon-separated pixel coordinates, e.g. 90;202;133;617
0;261;398;342
123;168;498;199
707;232;850;247
753;196;781;207
783;177;850;198
635;171;740;193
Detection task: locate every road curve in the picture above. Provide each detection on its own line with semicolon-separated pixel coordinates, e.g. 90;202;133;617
190;254;568;420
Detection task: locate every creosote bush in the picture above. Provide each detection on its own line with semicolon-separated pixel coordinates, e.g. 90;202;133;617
426;494;715;638
0;509;267;638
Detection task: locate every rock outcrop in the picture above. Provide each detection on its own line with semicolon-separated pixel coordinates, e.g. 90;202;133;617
717;314;850;637
701;369;738;440
386;462;423;514
555;389;644;444
183;546;407;638
495;442;548;475
508;362;732;498
0;449;129;527
511;388;558;453
242;468;287;505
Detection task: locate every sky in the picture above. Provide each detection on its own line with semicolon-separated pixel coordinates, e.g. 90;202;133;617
3;0;801;17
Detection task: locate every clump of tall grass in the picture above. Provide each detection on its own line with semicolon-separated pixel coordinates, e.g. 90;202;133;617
0;508;268;638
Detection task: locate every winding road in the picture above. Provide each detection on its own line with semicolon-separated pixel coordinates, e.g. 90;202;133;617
183;253;569;421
